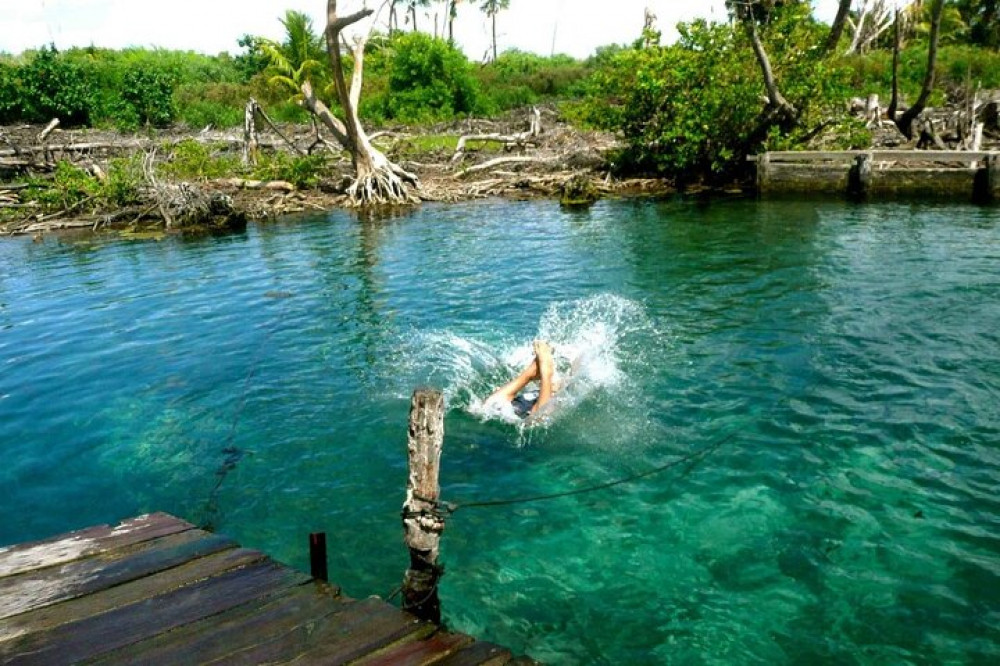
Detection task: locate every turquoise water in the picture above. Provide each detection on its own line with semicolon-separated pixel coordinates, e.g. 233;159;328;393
1;198;998;664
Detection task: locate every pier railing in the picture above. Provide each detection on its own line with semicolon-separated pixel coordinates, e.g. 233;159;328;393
748;150;1000;201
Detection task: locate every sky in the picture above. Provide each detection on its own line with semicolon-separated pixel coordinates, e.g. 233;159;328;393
3;1;843;60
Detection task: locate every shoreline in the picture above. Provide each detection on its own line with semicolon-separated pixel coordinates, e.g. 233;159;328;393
2;111;680;238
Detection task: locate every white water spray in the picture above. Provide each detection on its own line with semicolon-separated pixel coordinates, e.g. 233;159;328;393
391;294;660;433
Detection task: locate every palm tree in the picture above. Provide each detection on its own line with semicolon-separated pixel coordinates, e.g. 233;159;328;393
259;10;327;100
445;0;462;43
480;0;510;61
406;0;432;32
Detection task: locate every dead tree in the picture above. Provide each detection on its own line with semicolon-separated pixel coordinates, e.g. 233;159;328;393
318;1;419;205
739;5;797;129
823;0;853;55
847;0;895;54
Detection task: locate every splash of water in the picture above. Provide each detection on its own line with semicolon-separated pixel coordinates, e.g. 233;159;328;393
392;294;660;433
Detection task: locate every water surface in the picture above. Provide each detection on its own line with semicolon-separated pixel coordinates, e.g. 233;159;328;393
1;198;998;664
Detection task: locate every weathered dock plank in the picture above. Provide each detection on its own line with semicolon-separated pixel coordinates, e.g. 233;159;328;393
0;530;237;620
86;583;348;665
0;513;193;578
0;514;536;665
2;560;308;664
0;547;267;642
433;641;515;666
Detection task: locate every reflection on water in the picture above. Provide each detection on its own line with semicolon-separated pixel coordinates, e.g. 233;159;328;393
0;199;998;664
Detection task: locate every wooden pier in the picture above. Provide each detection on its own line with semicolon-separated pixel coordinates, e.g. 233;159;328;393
750;150;1000;201
0;512;531;665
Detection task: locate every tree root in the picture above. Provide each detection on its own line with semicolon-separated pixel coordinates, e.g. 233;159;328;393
347;166;422;206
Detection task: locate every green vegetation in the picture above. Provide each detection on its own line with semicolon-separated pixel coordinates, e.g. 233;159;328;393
1;0;998;190
576;9;868;180
365;32;483;123
13;157;143;222
159;139;327;189
0;29;590;131
575;1;1000;182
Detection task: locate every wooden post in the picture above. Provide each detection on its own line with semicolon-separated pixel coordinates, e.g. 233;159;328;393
988;153;1000;203
309;532;328;582
401;388;446;624
242;98;259;166
755;152;770;195
849;152;872;198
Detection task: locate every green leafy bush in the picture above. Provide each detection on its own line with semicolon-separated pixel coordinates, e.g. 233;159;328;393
253;152;327;189
579;12;858;181
369;32;482;123
118;66;178;128
845;44;1000;104
104;155;144;207
160;140;240;181
175;82;250;128
0;62;18;124
476;50;590;110
18;46;93;125
25;162;101;210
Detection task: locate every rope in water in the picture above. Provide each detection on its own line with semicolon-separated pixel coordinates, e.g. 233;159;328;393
201;292;291;531
391;431;735;603
406;430;737;520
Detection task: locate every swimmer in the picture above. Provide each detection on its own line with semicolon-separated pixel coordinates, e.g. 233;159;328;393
485;340;559;418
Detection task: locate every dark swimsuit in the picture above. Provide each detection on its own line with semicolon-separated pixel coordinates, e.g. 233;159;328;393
511;392;538;419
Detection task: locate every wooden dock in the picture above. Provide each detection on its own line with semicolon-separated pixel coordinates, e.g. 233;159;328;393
0;513;532;665
750;150;1000;200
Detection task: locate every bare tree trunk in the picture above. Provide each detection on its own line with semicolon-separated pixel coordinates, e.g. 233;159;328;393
728;3;798;181
741;7;797;123
491;12;497;62
887;10;901;121
894;0;944;139
324;0;419;205
823;0;853;55
447;0;456;43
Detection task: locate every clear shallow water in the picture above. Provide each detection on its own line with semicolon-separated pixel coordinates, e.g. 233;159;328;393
1;198;998;664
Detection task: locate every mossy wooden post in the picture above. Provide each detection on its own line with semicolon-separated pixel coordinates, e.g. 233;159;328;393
849;152;872;198
401;387;445;624
756;152;770;195
988;153;1000;202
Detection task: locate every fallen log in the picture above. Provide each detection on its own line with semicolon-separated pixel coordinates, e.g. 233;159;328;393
37;118;60;143
454;156;550;178
451;107;542;163
212;178;296;192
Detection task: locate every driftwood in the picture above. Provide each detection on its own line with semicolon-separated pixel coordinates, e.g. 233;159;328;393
37;118;60;143
454;156;551;178
213;178;296;192
452;107;542;163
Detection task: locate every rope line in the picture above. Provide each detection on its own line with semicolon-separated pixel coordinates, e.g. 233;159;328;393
438;431;736;515
201;292;291;531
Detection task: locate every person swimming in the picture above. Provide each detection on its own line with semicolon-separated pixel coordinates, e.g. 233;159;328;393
485;340;559;419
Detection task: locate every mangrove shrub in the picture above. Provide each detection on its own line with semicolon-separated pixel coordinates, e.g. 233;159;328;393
579;10;861;181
